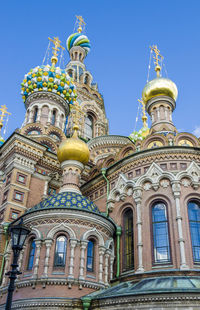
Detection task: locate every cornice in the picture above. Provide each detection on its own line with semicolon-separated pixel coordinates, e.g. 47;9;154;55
88;135;133;150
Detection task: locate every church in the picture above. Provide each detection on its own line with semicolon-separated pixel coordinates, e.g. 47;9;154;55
0;16;200;309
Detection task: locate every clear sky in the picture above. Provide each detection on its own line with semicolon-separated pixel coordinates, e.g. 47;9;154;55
0;0;200;139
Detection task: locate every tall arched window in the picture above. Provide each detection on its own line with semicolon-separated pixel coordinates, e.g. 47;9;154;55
51;110;56;125
152;202;171;263
33;107;38;123
85;115;93;140
86;240;95;272
123;208;134;270
54;235;67;267
27;239;36;270
188;201;200;262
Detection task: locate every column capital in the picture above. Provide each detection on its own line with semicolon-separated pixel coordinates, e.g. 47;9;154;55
80;240;88;249
133;187;143;203
44;238;53;247
69;238;78;247
172;182;181;198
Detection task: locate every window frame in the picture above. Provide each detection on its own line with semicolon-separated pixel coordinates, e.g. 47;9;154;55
122;207;134;271
151;201;171;265
54;235;67;268
16;172;27;185
13;190;24;202
86;239;95;272
188;200;200;263
27;238;36;270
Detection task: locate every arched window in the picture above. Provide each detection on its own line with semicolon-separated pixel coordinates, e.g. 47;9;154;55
51;110;56;125
86;240;95;272
27;239;36;270
84;74;89;84
85;115;93;140
54;235;67;267
33;107;38;123
123;208;134;270
188;201;200;262
152;202;171;263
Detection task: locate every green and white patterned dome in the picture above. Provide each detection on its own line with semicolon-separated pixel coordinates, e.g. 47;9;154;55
21;65;77;104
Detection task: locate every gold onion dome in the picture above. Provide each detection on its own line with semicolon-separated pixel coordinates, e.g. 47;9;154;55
57;126;90;165
142;77;178;105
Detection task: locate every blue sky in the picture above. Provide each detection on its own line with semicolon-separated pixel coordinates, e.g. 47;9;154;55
0;0;200;139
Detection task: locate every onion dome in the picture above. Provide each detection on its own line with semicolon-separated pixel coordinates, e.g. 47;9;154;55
57;125;90;165
21;65;77;104
66;33;91;55
25;192;101;215
142;77;178;105
129;126;149;143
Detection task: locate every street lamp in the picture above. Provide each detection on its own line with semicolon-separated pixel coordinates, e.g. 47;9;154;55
5;219;30;310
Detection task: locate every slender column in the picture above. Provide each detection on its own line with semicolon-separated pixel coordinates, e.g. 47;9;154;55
68;239;77;279
42;179;49;199
79;240;88;280
36;107;42;122
2;252;11;287
17;246;25;280
110;255;114;280
98;246;105;284
104;251;110;286
42;239;53;278
33;240;42;279
47;109;53;124
157;107;160;120
55;113;61;128
172;182;188;269
133;188;144;273
28;109;34;124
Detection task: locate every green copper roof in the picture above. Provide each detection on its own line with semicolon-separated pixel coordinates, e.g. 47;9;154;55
86;276;200;300
26;192;101;215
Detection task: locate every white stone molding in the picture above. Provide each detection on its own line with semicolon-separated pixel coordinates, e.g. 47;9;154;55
1;245;11;287
109;254;114;280
68;238;78;279
46;223;76;240
17;246;25;280
98;245;106;284
79;240;88;280
33;240;42;279
133;188;144;273
172;181;188;270
29;227;42;240
177;161;200;189
81;228;104;246
42;239;53;278
104;251;110;286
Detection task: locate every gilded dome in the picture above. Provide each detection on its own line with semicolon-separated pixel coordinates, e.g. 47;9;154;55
21;65;77;104
57;127;90;165
142;77;178;104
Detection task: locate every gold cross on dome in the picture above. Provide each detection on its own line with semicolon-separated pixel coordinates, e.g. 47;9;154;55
138;99;148;128
75;15;86;33
48;37;65;65
70;102;85;129
0;105;11;129
150;45;163;77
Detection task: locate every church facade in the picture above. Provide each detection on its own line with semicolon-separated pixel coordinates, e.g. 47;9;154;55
0;19;200;309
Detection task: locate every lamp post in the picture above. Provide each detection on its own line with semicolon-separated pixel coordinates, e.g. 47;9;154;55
5;219;30;310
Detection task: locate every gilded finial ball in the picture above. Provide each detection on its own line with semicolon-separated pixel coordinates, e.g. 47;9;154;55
57;132;90;165
142;77;178;104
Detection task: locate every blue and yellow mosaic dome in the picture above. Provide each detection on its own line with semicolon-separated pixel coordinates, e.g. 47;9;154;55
67;33;91;55
26;192;100;215
21;65;77;104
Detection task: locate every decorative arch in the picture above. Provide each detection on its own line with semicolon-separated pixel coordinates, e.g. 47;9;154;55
30;227;42;240
81;228;104;246
47;223;76;239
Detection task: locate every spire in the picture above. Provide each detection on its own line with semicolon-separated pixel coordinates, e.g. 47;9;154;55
48;36;65;66
75;15;86;33
150;45;163;78
138;99;148;128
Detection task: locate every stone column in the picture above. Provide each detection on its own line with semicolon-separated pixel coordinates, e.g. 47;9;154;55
104;251;110;286
28;109;34;124
2;252;11;287
79;240;88;280
33;240;42;279
109;255;114;280
68;239;77;279
42;239;53;278
55;113;61;128
98;246;105;284
36;107;42;122
133;188;144;273
17;246;25;280
47;109;53;125
42;179;49;199
172;182;188;269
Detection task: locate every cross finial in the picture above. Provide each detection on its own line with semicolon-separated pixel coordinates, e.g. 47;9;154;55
75;15;86;33
0;105;11;131
138;99;148;128
70;102;85;135
150;45;163;77
48;37;65;66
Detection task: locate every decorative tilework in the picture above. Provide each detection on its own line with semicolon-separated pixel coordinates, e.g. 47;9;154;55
26;192;101;215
